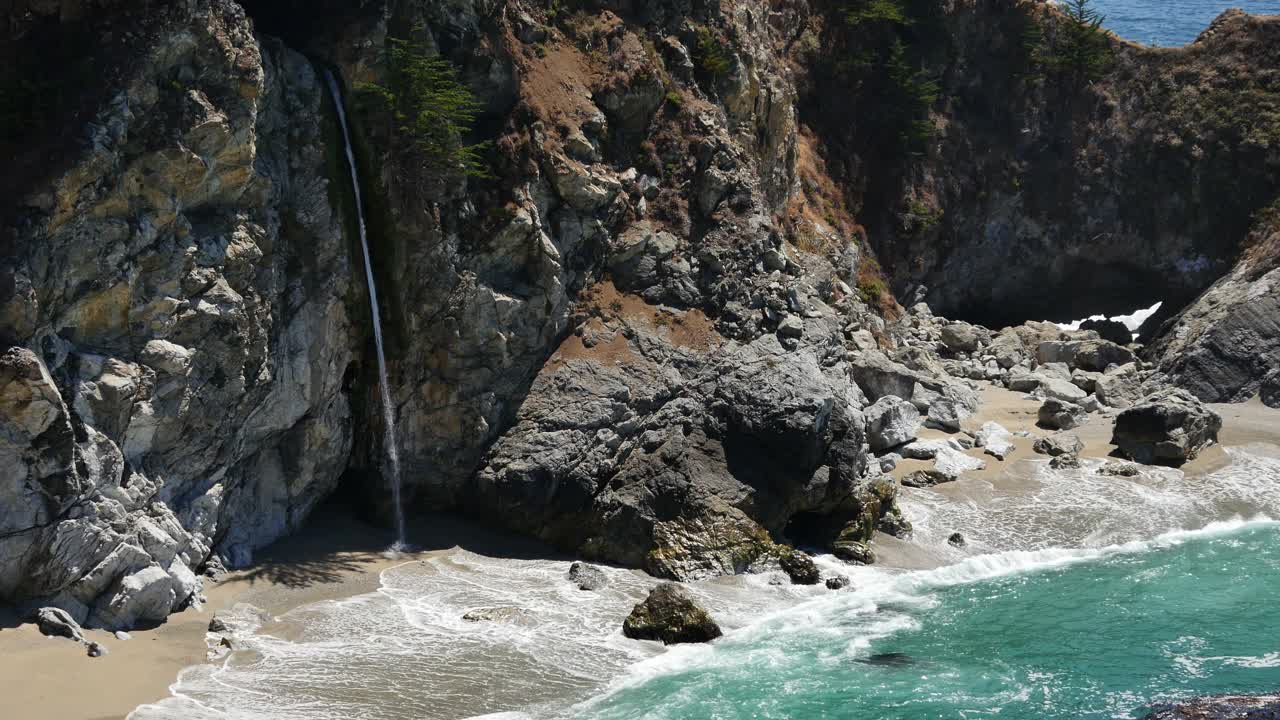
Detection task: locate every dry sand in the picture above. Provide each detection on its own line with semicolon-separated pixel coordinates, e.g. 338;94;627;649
2;385;1276;720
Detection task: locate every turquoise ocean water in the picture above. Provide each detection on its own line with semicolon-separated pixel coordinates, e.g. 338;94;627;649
574;521;1280;720
1091;0;1280;45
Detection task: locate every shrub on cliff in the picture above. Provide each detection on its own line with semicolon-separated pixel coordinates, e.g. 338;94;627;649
356;37;488;179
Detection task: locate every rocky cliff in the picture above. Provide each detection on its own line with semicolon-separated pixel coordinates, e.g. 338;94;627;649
1;0;1277;628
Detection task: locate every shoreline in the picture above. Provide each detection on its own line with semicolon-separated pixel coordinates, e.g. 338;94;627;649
2;387;1278;720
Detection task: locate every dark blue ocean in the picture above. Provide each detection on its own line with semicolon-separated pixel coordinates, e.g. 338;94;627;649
1093;0;1280;45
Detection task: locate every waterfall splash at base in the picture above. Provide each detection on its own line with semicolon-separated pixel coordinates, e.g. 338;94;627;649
324;70;407;550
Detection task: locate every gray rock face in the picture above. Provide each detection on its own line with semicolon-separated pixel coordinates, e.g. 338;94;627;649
1151;261;1280;404
1112;388;1223;466
622;583;722;645
1033;433;1084;457
1037;399;1087;430
864;396;921;451
0;4;354;628
474;314;881;581
941;322;980;353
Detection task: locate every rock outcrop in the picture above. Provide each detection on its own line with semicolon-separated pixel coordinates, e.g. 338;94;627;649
1112;388;1223;466
1;1;355;628
622;582;722;645
1141;694;1280;720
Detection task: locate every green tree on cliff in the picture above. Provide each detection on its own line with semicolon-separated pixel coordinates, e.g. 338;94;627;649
1029;0;1113;86
357;37;489;179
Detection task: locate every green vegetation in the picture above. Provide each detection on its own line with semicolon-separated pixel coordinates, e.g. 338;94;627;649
356;36;489;180
899;198;943;237
1027;0;1113;86
837;0;940;152
696;26;732;78
665;90;684;109
857;275;888;303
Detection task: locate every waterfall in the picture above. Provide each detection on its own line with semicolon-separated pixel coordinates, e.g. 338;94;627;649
324;70;407;549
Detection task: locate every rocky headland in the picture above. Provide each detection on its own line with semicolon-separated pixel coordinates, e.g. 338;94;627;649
0;0;1277;653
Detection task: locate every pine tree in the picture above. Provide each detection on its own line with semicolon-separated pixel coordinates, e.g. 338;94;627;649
1059;0;1112;84
357;37;489;179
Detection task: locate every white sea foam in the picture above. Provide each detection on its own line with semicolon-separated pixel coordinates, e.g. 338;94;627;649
132;449;1280;720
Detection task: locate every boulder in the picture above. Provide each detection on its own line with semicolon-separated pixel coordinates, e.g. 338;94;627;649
1080;318;1131;346
35;607;85;643
1040;377;1088;404
987;330;1027;369
824;575;851;590
900;437;970;460
87;565;176;630
1037;398;1087;430
933;446;986;479
901;469;953;488
1099;462;1141;477
1111;388;1222;466
1070;369;1103;393
778;548;820;585
941;323;980;353
831;540;876;564
926;385;980;431
1095;363;1144;409
947;532;966;547
622;583;722;644
864;396;921;451
567;562;608;591
1072;339;1137;372
975;421;1016;460
1033;433;1083;457
1006;371;1044;392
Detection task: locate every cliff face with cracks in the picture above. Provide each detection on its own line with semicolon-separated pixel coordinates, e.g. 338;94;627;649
0;0;1277;628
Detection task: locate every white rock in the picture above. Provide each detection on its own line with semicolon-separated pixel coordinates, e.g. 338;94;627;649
864;396;921;451
975;421;1016;460
933;446;987;479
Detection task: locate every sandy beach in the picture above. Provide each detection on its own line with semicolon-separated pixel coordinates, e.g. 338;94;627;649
0;506;554;720
3;383;1277;720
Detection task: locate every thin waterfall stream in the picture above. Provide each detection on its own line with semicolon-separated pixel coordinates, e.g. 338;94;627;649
324;69;407;549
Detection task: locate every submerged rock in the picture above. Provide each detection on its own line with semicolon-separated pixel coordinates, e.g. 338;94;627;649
947;532;966;548
825;575;851;590
1099;462;1142;477
622;583;722;645
1049;453;1082;470
1140;693;1280;719
567;562;608;591
901;469;953;488
1111;388;1222;466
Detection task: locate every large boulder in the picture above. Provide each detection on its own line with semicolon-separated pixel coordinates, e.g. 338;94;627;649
1096;363;1145;408
926;385;980;431
1037;398;1087;430
622;583;722;644
35;607;85;643
1111;388;1222;466
1040;377;1089;404
778;548;820;585
567;562;608;591
864;396;921;451
941;322;980;353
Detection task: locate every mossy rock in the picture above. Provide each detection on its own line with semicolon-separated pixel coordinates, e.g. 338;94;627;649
623;582;723;645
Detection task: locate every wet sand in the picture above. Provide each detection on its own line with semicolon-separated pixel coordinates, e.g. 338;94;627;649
0;507;544;720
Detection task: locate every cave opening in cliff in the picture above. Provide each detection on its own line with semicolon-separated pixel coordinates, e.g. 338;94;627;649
925;257;1185;340
237;0;367;49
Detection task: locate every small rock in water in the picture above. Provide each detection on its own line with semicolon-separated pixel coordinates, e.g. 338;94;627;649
832;540;876;565
1049;453;1082;470
947;532;966;548
208;614;231;633
462;607;524;623
778;547;821;585
901;469;952;488
622;583;722;645
1098;461;1141;477
567;561;608;591
1140;693;1280;719
86;641;108;658
825;575;851;590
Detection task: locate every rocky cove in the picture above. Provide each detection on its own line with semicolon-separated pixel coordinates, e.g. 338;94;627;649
1;0;1279;718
